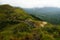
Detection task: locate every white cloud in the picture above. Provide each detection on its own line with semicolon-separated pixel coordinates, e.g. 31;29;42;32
0;0;60;8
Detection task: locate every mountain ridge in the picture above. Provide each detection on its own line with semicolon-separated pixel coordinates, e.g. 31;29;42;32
0;4;60;40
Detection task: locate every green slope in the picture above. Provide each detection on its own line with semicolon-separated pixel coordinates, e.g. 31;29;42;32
0;4;60;40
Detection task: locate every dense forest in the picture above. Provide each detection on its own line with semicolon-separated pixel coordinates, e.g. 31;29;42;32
0;4;60;40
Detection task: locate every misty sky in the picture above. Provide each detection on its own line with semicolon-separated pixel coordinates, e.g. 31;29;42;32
0;0;60;8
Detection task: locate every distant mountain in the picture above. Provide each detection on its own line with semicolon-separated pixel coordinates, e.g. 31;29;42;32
34;7;60;12
24;7;60;24
24;7;60;14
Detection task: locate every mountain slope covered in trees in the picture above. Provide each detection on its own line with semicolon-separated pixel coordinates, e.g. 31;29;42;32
24;7;60;24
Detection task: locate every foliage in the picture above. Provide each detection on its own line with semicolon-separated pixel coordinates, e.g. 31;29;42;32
0;4;60;40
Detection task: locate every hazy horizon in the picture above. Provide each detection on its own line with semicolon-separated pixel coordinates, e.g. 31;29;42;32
0;0;60;8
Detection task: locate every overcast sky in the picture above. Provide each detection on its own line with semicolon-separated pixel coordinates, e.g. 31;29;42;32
0;0;60;8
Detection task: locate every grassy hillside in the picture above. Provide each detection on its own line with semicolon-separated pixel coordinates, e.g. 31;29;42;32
0;4;60;40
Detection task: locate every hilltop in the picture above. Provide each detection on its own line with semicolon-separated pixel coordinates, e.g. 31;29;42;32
0;4;60;40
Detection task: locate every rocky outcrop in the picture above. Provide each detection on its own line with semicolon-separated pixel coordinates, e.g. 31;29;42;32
25;18;47;28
